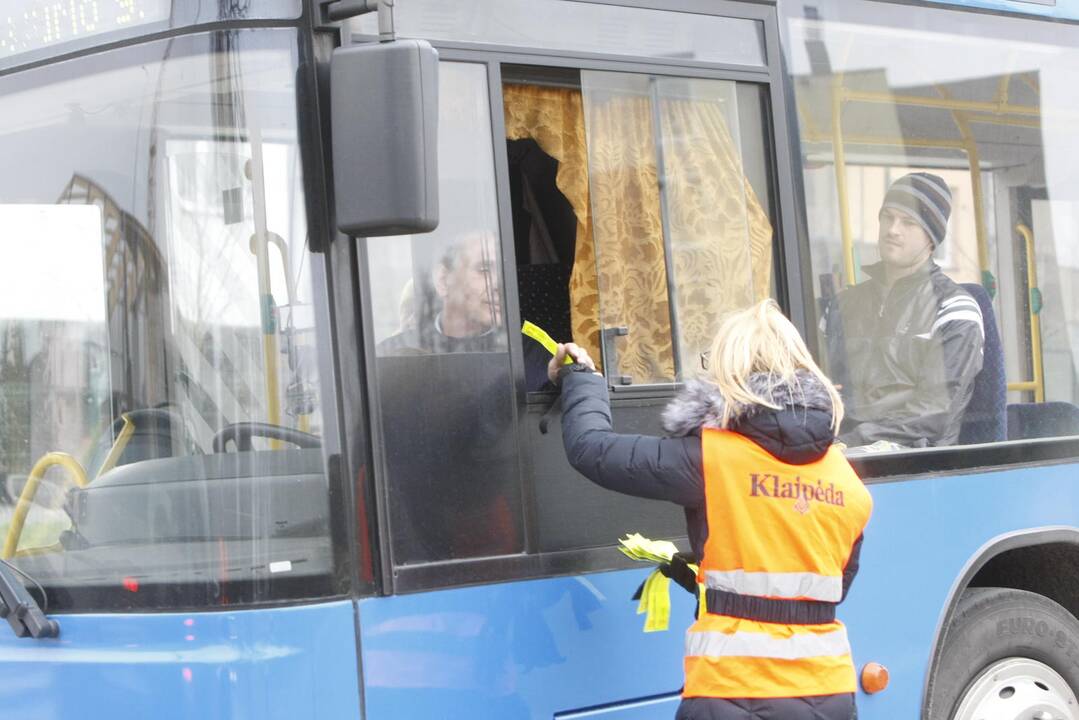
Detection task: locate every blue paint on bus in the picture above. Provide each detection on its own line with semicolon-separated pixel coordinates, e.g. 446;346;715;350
0;461;1068;720
358;461;1076;719
0;600;360;720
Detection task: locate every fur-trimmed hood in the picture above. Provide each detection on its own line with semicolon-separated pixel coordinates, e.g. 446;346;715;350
662;370;837;464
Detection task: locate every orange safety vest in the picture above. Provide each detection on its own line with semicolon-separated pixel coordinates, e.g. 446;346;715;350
684;429;873;699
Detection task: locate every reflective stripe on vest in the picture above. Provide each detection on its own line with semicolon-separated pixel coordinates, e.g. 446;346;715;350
683;652;856;699
686;625;851;660
703;568;842;603
683;614;857;698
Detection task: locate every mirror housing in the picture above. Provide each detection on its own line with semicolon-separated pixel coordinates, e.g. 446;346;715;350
331;39;439;236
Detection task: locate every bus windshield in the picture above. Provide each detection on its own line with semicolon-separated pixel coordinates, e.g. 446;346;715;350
0;29;334;611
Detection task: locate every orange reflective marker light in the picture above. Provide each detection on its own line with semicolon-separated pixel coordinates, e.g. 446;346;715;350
861;662;890;694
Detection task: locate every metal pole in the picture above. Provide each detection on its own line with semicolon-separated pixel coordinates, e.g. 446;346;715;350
953;117;991;279
649;78;683;381
1016;224;1045;402
831;75;856;286
3;453;87;558
247;127;283;446
378;0;396;42
841;88;1041;117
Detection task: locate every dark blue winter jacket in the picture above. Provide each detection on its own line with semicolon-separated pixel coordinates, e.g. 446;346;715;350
559;368;863;600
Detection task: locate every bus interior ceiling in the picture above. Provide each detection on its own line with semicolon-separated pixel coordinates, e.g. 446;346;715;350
797;70;1044;192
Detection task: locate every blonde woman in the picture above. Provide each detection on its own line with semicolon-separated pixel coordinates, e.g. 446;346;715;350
549;300;872;720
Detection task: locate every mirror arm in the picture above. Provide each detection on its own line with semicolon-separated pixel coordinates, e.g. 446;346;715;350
323;0;396;41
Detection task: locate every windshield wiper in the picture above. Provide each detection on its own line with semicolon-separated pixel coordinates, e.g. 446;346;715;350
0;560;58;639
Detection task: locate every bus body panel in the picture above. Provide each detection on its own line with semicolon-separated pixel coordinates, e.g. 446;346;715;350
359;461;1077;719
0;600;360;720
847;462;1079;717
359;570;696;718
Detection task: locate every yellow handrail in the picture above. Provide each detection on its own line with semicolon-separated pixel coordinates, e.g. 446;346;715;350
250;231;282;450
839;88;1040;117
95;414;135;479
1007;224;1045;402
3;453;88;559
248;126;283;450
948;108;991;279
831;75;857;286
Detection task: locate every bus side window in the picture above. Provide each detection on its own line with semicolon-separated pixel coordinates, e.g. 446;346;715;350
502;67;779;553
364;61;524;565
791;20;1079;451
503;68;777;388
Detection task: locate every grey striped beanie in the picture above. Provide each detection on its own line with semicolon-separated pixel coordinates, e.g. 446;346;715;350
882;172;952;248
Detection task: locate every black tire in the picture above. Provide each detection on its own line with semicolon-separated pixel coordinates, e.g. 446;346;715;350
928;587;1079;720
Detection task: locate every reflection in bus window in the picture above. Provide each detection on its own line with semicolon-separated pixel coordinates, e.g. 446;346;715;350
365;62;524;564
0;30;336;611
376;231;505;357
0;205;110;548
790;2;1079;449
503;68;776;386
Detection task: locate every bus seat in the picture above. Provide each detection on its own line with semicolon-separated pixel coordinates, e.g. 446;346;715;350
517;263;573;345
1007;401;1079;440
958;283;1007;444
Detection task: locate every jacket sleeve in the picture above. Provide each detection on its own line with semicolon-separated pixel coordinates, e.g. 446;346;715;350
560;371;704;508
840;312;984;447
840;534;863;602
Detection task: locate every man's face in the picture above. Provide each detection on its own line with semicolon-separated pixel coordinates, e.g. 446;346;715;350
435;233;502;337
877;206;934;270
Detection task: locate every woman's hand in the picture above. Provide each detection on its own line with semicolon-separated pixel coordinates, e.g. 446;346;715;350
548;342;600;385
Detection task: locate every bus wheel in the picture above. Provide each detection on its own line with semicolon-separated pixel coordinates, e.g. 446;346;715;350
933;587;1079;720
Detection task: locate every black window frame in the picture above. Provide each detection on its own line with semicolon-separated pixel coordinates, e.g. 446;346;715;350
344;0;1079;598
350;0;811;595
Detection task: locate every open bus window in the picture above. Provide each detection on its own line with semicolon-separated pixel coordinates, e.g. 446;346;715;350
788;2;1079;452
498;66;779;555
0;30;338;611
502;67;777;387
364;61;524;564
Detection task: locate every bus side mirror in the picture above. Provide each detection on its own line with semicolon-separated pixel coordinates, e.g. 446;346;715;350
331;39;439;236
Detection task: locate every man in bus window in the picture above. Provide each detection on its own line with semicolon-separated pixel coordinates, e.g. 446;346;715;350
378;230;553;391
822;172;984;448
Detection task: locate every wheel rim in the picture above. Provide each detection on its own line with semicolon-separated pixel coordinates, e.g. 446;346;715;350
952;657;1079;720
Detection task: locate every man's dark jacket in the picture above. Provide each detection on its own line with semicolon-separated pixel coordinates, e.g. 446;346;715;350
559;369;861;719
824;261;984;448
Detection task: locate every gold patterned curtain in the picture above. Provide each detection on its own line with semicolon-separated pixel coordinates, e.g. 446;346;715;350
503;81;773;382
582;92;673;381
660;96;774;376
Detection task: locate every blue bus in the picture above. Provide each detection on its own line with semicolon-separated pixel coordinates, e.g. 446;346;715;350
2;0;1079;718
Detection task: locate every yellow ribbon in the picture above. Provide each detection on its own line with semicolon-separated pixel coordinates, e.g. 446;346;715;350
620;533;703;632
521;321;573;365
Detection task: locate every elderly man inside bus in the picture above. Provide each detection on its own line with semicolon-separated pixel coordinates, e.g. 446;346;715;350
822;172;985;448
378;229;553;391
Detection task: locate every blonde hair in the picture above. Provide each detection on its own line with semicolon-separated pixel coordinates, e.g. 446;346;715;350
706;299;844;432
